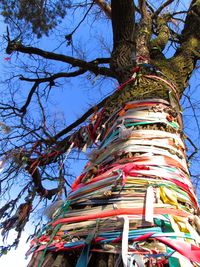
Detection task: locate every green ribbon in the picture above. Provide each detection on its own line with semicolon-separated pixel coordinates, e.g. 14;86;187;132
38;224;61;267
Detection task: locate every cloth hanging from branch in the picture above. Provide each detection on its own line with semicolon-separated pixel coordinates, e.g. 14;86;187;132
27;98;200;267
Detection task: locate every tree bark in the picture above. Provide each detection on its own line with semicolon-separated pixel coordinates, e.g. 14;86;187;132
26;1;200;267
110;0;136;82
27;71;200;266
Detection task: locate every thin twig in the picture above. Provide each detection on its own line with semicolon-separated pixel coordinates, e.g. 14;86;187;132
186;135;198;161
153;0;175;18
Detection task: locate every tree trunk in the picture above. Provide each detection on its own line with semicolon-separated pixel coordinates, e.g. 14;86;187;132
27;72;200;266
26;1;200;265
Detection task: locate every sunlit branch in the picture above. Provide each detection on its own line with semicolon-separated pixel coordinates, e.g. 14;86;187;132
138;0;147;18
150;15;171;54
95;0;112;18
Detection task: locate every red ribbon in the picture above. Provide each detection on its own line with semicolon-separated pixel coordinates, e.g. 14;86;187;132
51;207;189;226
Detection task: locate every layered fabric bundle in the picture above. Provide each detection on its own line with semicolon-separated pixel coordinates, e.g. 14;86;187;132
27;99;200;267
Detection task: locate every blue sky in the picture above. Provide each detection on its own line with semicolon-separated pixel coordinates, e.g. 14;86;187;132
0;1;200;265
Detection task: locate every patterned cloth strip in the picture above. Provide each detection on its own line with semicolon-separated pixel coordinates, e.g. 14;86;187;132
27;99;200;267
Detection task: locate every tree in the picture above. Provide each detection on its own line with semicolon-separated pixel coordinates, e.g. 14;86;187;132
0;0;200;266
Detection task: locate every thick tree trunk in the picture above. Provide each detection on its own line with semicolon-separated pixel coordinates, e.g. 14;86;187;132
110;0;136;83
27;72;200;266
26;1;200;266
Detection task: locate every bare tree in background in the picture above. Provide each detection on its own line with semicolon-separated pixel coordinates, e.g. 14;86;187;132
0;0;200;266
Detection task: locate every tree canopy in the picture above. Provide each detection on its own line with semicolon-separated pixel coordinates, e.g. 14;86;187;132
0;0;200;253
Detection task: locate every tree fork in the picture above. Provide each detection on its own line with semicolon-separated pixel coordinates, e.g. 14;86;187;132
27;70;200;266
1;0;200;265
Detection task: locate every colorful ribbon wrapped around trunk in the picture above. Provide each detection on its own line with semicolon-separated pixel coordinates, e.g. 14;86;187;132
27;98;200;267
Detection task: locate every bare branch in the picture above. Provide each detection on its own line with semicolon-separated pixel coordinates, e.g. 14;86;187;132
19;69;86;83
136;0;152;63
95;0;112;18
187;136;198;161
53;92;110;140
65;1;95;44
17;58;111;113
6;43;115;78
26;166;59;199
19;58;111;83
20;82;39;114
170;0;200;92
153;0;175;18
